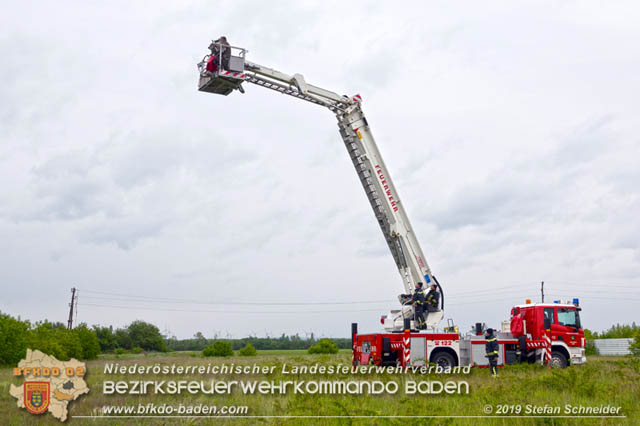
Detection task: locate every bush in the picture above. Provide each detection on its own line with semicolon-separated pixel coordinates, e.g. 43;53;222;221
238;343;257;356
127;321;167;352
308;338;339;354
631;332;640;356
74;324;101;360
597;323;640;339
26;322;83;361
203;341;234;357
114;328;132;350
93;326;118;352
132;346;143;354
0;312;29;366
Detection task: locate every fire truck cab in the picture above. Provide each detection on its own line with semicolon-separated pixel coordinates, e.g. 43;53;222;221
510;300;586;368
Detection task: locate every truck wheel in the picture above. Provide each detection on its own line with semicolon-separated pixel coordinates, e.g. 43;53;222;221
550;351;568;369
431;351;456;368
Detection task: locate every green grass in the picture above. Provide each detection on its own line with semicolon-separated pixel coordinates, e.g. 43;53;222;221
95;349;351;359
1;352;638;425
257;349;351;356
97;350;201;360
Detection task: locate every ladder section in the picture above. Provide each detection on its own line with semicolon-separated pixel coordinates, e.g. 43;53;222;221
337;104;435;296
337;120;408;273
245;74;345;113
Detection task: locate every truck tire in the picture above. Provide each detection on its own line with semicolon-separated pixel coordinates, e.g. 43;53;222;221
550;351;568;369
431;351;456;368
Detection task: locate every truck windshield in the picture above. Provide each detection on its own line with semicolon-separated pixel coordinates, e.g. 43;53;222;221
557;308;580;328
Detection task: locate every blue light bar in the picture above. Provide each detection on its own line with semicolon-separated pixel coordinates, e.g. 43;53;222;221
553;300;560;304
573;298;579;305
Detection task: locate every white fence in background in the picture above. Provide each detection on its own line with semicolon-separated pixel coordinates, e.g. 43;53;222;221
593;338;633;355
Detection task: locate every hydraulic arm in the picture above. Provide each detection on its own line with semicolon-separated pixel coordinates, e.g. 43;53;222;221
198;42;444;329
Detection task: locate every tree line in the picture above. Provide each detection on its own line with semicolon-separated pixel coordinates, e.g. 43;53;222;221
0;312;166;366
166;332;351;352
584;322;639;339
0;311;350;366
0;312;100;366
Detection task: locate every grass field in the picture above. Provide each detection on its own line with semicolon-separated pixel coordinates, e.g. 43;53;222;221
1;351;637;425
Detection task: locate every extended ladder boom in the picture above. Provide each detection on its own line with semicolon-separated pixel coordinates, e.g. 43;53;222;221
244;61;349;112
197;44;444;323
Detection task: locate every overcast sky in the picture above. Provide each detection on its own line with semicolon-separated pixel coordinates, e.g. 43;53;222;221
1;1;638;339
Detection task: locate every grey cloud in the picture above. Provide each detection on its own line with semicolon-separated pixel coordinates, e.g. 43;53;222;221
356;242;389;258
422;115;628;232
550;115;615;168
33;179;111;221
1;2;639;337
79;215;168;250
104;130;257;190
13;167;114;223
426;177;548;231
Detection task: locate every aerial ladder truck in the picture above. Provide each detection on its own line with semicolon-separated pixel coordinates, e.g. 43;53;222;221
197;41;586;369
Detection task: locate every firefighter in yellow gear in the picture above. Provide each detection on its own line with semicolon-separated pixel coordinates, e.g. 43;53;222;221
425;284;440;312
485;328;499;377
411;282;426;330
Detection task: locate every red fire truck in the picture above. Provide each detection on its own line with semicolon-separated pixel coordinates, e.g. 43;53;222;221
352;299;586;369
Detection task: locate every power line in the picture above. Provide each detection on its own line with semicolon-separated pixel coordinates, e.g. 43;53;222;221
452;296;536;306
80;289;389;305
450;282;638;296
545;294;640;302
450;288;634;299
78;294;639;317
451;295;640;306
82;291;543;304
79;285;638;309
445;286;534;297
448;289;541;298
448;282;639;296
78;303;387;314
80;295;391;306
545;281;638;289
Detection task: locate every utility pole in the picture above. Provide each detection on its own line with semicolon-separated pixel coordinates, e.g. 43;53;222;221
75;289;79;325
67;287;76;329
541;281;544;303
